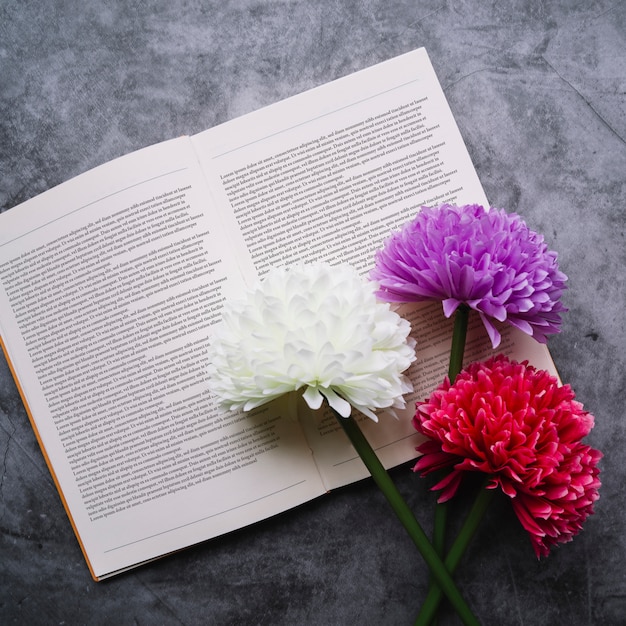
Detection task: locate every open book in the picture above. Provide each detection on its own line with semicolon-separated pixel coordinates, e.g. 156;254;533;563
0;48;557;580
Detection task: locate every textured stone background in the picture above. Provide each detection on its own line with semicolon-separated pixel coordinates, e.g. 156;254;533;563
1;1;624;624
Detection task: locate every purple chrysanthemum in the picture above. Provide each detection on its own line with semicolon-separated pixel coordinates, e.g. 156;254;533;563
370;204;567;347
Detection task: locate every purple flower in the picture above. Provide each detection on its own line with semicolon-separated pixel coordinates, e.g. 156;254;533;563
370;204;567;347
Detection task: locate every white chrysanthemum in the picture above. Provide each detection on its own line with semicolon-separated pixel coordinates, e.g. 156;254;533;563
207;263;416;421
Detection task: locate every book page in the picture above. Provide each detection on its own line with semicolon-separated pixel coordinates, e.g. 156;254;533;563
192;48;558;489
0;137;326;579
193;48;488;284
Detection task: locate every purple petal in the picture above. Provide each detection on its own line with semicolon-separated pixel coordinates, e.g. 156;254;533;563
370;204;567;343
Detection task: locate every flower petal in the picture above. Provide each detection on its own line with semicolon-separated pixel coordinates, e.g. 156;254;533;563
207;262;416;421
412;355;601;557
370;204;567;343
302;385;324;410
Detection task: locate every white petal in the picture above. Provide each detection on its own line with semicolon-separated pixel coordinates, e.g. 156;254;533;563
353;404;380;422
320;387;352;417
206;262;417;420
302;385;324;410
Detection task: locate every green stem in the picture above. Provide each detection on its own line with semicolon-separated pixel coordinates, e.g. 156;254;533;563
334;411;480;626
415;485;495;626
429;304;470;624
448;304;470;383
430;497;448;626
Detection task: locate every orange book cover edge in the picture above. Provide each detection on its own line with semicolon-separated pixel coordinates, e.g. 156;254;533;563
0;334;100;581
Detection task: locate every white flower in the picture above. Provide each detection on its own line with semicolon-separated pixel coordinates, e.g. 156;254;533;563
207;263;416;421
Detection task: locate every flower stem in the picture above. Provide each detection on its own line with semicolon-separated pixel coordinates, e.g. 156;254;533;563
415;485;495;626
449;304;470;383
429;304;470;623
333;410;480;626
430;494;448;626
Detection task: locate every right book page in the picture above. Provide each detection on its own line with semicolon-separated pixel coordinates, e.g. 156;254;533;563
191;47;559;490
191;47;489;282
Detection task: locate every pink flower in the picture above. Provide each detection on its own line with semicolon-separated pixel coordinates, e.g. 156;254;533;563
413;355;601;557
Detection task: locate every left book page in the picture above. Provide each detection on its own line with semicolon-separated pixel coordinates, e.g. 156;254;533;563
0;137;326;580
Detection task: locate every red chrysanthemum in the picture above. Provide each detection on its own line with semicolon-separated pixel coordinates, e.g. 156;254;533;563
413;355;602;557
